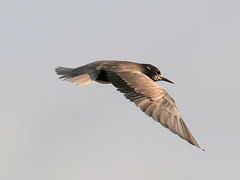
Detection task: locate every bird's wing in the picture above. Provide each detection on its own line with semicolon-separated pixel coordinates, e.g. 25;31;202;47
106;71;202;149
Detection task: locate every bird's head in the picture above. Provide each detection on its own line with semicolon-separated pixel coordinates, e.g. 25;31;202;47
142;64;174;84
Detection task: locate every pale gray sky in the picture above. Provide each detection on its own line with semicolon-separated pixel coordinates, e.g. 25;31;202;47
1;0;240;179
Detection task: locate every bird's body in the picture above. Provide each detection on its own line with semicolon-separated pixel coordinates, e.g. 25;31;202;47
55;60;203;150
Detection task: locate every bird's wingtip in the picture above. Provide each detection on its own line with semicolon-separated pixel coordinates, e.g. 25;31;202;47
196;144;205;151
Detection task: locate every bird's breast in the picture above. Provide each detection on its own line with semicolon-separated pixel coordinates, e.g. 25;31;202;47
95;70;110;84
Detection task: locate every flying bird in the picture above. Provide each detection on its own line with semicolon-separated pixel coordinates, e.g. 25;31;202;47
55;60;203;150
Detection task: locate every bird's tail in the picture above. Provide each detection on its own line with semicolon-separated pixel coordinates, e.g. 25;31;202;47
55;67;75;78
55;65;98;86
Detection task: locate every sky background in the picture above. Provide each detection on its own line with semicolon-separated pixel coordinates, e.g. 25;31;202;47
1;0;240;179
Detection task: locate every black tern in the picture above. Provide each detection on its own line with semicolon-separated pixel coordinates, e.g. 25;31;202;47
55;60;203;150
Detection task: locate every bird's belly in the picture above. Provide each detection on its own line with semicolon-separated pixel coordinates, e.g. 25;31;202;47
96;80;111;84
95;70;110;84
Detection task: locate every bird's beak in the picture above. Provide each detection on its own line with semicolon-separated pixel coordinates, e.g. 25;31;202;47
160;76;174;84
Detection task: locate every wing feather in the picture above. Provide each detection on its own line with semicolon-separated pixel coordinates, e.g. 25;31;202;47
106;71;203;149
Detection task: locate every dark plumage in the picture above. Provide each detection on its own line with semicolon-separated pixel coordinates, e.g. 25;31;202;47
55;60;203;150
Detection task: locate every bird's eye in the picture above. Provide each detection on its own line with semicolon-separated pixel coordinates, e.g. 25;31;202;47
156;69;160;74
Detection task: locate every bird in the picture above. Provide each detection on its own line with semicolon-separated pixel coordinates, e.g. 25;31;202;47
55;60;204;150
